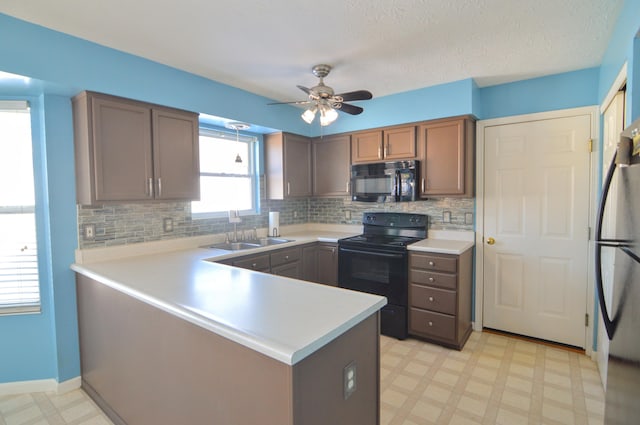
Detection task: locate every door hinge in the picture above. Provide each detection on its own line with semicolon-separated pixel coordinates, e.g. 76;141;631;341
585;313;589;327
588;226;591;240
588;139;593;153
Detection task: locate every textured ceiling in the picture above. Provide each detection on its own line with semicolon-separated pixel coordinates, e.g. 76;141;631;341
0;0;624;103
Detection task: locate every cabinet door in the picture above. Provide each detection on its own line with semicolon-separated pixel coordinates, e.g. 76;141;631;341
152;108;200;200
313;134;351;196
90;95;153;201
384;126;416;160
271;261;302;279
418;118;474;197
302;244;318;282
351;130;382;163
283;133;312;197
316;243;338;286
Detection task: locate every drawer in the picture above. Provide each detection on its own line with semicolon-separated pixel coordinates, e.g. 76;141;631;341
410;308;456;341
270;247;301;267
410;253;457;273
410;269;457;290
410;285;456;315
233;254;270;271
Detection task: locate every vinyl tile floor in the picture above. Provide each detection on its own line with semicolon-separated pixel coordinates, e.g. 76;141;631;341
0;331;604;425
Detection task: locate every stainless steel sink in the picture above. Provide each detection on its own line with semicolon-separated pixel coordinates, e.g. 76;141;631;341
206;241;261;251
204;238;294;251
246;237;294;246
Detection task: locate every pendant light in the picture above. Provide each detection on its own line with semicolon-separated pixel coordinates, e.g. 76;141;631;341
225;122;250;164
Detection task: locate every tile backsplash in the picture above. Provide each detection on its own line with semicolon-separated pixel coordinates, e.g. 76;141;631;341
77;195;474;249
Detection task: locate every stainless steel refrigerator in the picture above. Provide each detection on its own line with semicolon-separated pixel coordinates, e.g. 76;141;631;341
595;117;640;424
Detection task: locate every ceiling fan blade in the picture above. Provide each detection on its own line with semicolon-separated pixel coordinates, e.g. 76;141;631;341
336;103;364;115
335;90;373;102
268;100;312;105
297;85;312;95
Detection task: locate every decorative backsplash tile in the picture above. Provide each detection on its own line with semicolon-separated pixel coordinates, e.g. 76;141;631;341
77;195;474;249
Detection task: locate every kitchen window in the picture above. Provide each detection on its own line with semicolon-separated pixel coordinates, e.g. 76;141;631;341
0;100;40;314
191;128;258;218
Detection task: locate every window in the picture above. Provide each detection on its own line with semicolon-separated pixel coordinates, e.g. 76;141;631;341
0;100;40;314
191;128;258;218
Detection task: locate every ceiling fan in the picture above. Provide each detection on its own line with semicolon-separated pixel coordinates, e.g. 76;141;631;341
268;64;373;126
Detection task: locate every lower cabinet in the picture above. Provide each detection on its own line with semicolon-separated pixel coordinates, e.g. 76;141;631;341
218;243;338;285
301;242;338;286
408;249;473;350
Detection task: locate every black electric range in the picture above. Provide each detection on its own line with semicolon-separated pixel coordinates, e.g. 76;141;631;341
338;212;428;339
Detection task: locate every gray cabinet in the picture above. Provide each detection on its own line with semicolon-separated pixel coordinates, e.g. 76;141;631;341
417;116;475;197
351;125;416;164
265;132;312;199
408;249;473;350
312;134;351;196
270;247;302;278
316;243;338;286
301;242;338;286
73;91;199;205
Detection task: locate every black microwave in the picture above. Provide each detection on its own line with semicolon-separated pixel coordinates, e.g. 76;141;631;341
351;160;419;202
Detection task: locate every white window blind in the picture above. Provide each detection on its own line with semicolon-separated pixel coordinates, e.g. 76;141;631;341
0;100;40;315
192;128;258;218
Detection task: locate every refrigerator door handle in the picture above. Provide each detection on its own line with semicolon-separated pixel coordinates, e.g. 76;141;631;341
595;151;620;340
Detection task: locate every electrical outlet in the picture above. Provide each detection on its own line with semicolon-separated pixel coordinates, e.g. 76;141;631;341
163;218;174;232
345;210;351;220
83;224;96;240
343;361;357;400
294;211;298;218
443;211;452;223
465;212;474;224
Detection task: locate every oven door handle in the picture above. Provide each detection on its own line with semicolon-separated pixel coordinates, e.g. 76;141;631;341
339;247;405;259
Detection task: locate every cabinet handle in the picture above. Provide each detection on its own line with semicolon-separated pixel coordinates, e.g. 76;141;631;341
284;255;289;260
252;263;257;268
287;182;291;195
377;146;382;159
428;296;434;302
428;261;435;267
147;178;154;197
157;177;162;197
384;141;389;157
429;277;435;282
428;321;433;327
421;178;425;193
346;181;350;193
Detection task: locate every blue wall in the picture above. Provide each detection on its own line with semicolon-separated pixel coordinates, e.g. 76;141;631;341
1;0;639;384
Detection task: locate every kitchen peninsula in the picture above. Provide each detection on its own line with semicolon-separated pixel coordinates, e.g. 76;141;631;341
72;232;386;425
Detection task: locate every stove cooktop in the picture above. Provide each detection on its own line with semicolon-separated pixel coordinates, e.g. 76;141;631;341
340;234;423;249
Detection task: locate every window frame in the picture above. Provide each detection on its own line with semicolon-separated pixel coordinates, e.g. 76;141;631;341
191;127;260;219
0;100;41;315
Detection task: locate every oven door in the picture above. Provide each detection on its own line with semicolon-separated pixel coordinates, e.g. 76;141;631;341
338;245;408;305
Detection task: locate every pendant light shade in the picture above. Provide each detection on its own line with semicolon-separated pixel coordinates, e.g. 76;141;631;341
226;122;250;164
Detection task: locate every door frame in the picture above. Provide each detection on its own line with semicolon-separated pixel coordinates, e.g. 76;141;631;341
475;106;599;356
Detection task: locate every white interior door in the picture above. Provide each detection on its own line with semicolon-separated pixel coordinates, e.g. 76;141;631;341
483;114;592;348
598;90;625;386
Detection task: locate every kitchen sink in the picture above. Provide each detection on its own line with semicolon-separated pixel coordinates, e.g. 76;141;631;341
246;237;294;246
206;242;261;251
205;238;294;251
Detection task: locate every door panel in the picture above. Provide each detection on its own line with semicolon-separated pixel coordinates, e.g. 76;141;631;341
483;114;591;348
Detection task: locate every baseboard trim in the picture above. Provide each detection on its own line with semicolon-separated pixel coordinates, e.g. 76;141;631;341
0;376;81;396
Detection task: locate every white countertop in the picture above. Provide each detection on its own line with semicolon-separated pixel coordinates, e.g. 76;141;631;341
72;225;475;365
72;229;385;366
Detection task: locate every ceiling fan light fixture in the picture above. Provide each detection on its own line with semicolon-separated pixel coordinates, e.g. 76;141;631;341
319;104;338;126
301;107;317;124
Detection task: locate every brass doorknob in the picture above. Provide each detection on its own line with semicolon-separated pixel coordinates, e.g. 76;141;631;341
487;237;496;245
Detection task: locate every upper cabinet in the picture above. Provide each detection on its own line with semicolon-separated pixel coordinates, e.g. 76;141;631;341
73;91;199;205
417;116;475;197
312;134;351;196
351;125;416;163
265;132;312;199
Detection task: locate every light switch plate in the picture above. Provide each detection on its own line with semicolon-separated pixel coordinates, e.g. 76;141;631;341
163;218;174;232
443;211;452;223
465;212;474;225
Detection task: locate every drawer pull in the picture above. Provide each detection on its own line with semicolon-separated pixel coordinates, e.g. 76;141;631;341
428;321;433;327
252;263;257;268
428;296;434;302
428;261;435;266
429;277;435;282
284;255;289;260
